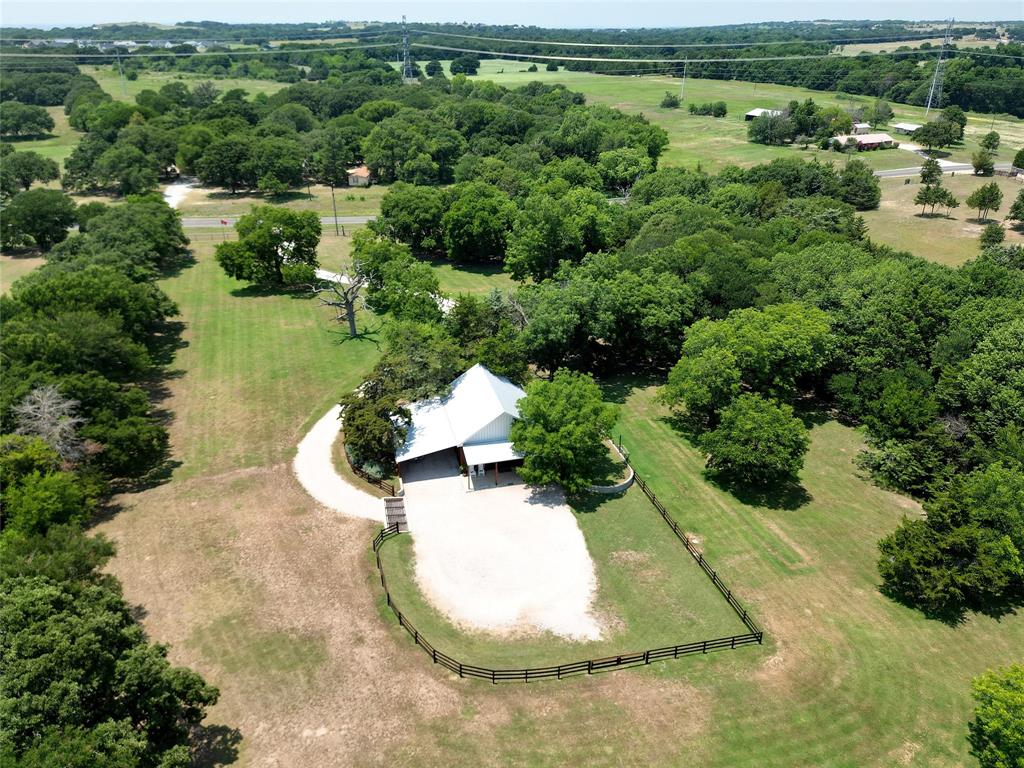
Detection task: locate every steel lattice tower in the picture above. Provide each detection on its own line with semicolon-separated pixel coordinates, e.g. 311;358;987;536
401;15;415;80
925;19;954;117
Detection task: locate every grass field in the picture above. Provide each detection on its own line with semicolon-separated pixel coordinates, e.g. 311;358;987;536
7;106;80;167
83;64;289;101
90;236;1024;765
176;184;387;218
0;254;46;294
378;481;749;669
447;59;1024;173
864;174;1024;266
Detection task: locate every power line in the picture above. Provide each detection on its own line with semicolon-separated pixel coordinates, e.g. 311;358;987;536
408;41;1023;65
406;28;978;50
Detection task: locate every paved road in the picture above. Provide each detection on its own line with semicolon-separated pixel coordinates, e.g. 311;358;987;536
874;162;1012;178
181;214;375;229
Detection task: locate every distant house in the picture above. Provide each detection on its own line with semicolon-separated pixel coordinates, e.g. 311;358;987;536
832;132;896;151
745;108;783;121
892;122;923;135
396;364;526;484
347;165;371;187
853;122;872;135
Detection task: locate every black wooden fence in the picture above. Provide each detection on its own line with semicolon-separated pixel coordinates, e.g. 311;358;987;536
348;453;396;496
370;449;764;682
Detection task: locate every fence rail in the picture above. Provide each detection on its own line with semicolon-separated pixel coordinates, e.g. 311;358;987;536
369;442;764;682
349;453;396;496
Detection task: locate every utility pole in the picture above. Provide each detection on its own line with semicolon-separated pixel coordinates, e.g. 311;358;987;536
401;15;414;81
925;18;953;118
678;60;688;103
115;49;127;98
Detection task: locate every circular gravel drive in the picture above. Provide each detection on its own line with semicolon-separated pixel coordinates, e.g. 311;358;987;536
293;406;384;523
402;452;602;641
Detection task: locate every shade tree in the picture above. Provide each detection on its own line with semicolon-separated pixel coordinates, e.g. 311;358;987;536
0;100;55;136
966;182;1004;221
0;189;76;251
215;206;321;285
509;369;618;494
4;149;60;191
699;394;810;485
969;664;1024;768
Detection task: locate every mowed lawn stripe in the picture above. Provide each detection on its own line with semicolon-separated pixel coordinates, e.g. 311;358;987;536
158;242;380;479
605;380;1024;767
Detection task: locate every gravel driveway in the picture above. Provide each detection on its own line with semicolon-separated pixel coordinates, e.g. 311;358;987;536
401;451;602;641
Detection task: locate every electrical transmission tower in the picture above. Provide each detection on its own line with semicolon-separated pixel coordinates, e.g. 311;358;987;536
401;15;415;81
925;18;953;117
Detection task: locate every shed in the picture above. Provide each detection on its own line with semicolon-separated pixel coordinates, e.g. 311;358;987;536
853;122;872;135
745;108;783;121
347;164;372;187
892;122;922;135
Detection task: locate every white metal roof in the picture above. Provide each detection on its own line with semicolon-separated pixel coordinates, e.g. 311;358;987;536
892;122;922;131
745;108;782;117
833;132;895;145
396;364;526;463
463;441;523;466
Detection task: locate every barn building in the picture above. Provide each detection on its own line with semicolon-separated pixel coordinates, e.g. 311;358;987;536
396;365;526;487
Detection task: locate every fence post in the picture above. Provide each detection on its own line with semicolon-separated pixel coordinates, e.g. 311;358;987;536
458;663;463;678
432;648;437;664
702;640;708;654
492;669;496;684
414;629;419;646
644;649;650;665
587;659;593;675
731;636;736;649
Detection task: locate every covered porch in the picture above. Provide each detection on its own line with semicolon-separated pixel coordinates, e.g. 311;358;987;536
460;441;523;491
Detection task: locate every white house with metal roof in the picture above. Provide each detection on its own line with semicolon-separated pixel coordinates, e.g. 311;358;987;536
396;364;527;484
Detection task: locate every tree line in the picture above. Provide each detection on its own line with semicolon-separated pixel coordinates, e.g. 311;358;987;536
0;195;224;765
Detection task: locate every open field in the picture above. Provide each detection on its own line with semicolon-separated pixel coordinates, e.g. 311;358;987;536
427;259;516;295
176;184;387;218
0;253;45;294
449;59;1024;173
82;64;290;100
378;482;749;669
840;36;1003;54
6;106;79;167
864;173;1024;266
90;236;1024;765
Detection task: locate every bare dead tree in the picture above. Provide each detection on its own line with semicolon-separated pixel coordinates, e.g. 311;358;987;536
13;384;86;463
311;266;369;338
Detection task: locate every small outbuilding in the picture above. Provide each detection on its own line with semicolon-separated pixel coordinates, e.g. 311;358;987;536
396;364;527;486
853;122;872;135
745;107;783;121
892;122;923;135
347;164;372;187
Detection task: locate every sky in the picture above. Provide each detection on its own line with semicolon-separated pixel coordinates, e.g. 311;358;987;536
1;0;1019;29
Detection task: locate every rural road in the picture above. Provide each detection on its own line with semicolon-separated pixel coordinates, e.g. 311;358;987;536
177;164;1018;228
874;162;1012;178
180;214;375;229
